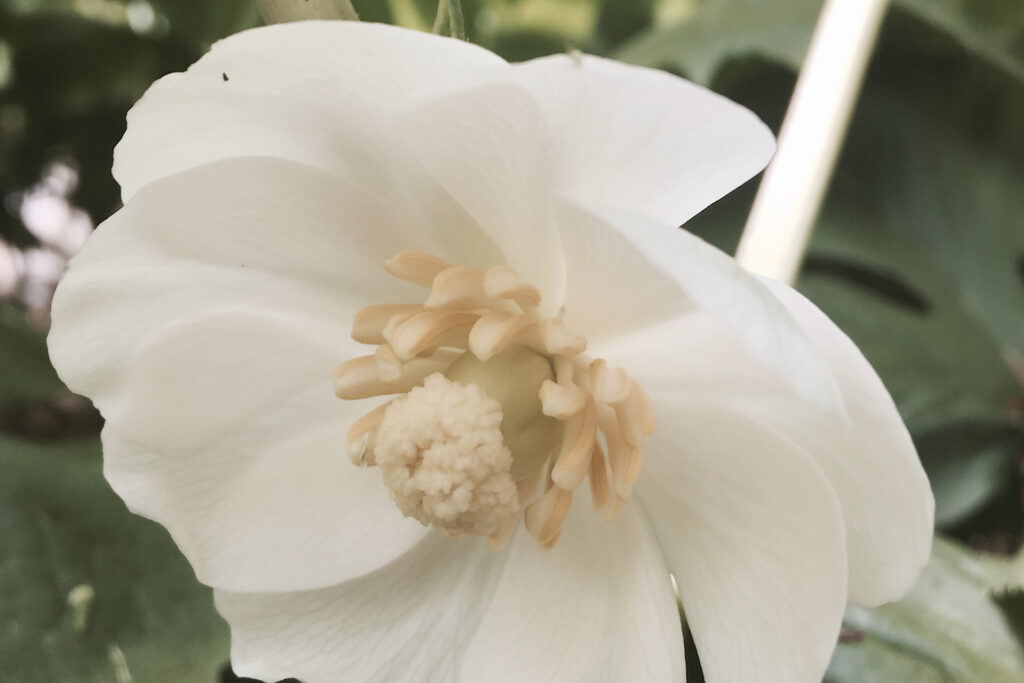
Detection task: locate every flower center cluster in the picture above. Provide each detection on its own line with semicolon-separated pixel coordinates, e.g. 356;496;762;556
335;250;654;550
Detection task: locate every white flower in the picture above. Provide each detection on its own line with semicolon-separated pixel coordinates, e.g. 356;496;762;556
48;21;934;683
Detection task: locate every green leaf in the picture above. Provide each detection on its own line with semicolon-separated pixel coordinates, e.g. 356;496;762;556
917;425;1020;527
258;0;359;25
800;19;1024;526
799;223;1019;437
0;436;229;682
897;0;1024;82
0;304;64;401
616;0;1024;85
826;538;1024;682
614;0;818;84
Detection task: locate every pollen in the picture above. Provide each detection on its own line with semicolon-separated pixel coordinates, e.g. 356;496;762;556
335;250;655;550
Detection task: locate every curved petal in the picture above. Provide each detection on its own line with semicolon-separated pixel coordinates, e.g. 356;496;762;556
395;80;566;312
50;156;501;412
460;497;685;682
556;200;844;416
637;404;848;683
599;301;933;607
102;316;427;592
49;157;502;591
115;21;505;200
753;277;934;605
215;534;507;683
499;54;775;226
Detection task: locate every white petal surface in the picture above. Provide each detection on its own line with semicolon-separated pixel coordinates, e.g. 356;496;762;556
115;21;505;200
103;343;427;593
395;81;566;311
50;157;502;591
599;301;932;606
556;200;844;415
216;535;507;683
752;277;934;605
497;54;775;226
637;404;848;683
51;156;500;414
460;498;685;682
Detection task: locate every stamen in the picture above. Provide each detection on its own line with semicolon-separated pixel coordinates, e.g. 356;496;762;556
339;250;655;551
588;442;622;520
589;358;630;404
384;250;452;287
611;380;656;449
539;318;587;356
483;265;542;309
425;266;489;310
597;404;642;501
549;397;597;490
334;352;458;399
538;379;588;419
387;310;478;360
374;344;402;383
469;312;538;361
352;304;423;344
524;485;573;549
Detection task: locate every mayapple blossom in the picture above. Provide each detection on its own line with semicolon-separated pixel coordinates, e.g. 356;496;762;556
48;21;934;683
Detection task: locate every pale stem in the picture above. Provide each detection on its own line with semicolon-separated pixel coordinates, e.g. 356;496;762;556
258;0;359;24
433;0;466;40
734;0;889;284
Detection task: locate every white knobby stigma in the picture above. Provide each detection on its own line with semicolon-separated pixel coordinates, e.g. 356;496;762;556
335;250;655;550
374;373;520;539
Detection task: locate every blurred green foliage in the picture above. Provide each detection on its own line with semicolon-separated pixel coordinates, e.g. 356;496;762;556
1;0;1022;681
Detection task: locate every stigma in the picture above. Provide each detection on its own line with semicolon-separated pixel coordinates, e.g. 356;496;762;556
334;251;654;550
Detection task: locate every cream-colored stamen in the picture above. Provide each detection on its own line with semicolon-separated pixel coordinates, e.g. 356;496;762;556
384;250;452;286
337;252;655;550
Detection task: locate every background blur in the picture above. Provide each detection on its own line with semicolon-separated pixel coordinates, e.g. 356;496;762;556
1;1;1022;681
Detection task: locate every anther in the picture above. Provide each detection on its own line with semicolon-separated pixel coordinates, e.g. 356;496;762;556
469;312;538;361
334;352;458;399
524;485;573;549
388;310;479;360
339;250;655;551
549;397;598;490
425;266;489;310
483;265;542;309
587;442;621;520
352;304;423;344
384;250;452;287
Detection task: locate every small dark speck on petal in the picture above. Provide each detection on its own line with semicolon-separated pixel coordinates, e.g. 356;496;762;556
222;72;229;82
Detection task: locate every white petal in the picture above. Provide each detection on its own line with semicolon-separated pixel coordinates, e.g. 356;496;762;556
751;277;934;605
500;54;775;226
601;301;933;607
395;80;566;312
460;497;685;682
115;21;505;200
49;157;502;591
103;342;427;593
638;404;848;683
557;200;844;416
50;156;500;412
215;535;507;683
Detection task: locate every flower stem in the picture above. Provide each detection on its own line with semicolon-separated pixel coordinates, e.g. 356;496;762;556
258;0;358;24
433;0;466;40
734;0;888;284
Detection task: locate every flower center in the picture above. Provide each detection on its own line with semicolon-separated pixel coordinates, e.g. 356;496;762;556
334;250;654;550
